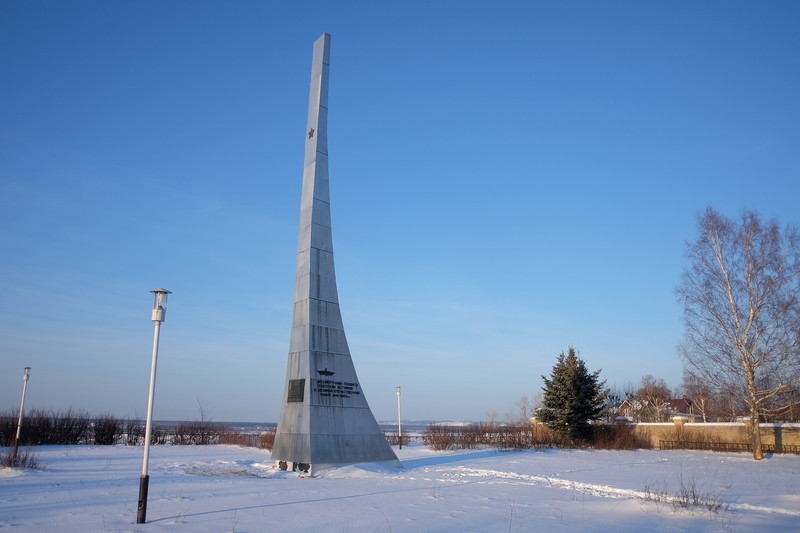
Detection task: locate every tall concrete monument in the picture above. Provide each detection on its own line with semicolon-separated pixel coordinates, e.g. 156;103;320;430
271;34;399;473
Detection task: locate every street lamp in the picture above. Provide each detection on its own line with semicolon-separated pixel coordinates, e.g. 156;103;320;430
137;288;171;524
396;386;402;450
12;367;31;463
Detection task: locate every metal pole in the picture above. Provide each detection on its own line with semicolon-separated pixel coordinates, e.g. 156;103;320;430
12;367;31;463
137;318;162;524
396;386;402;450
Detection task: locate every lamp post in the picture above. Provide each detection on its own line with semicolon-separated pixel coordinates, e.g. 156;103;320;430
396;386;402;450
137;288;171;524
11;367;31;463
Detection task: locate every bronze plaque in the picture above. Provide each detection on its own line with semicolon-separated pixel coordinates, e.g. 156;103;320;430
287;379;305;403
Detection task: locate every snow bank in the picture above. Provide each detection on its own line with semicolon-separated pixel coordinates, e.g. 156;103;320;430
1;444;799;532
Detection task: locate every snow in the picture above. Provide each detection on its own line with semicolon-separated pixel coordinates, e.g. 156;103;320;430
2;444;799;532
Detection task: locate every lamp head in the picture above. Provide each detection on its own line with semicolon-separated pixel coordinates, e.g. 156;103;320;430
150;288;172;322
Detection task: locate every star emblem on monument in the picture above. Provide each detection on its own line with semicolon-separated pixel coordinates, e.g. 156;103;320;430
308;128;315;139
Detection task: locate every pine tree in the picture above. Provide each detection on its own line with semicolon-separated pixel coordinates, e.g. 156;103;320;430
540;347;608;440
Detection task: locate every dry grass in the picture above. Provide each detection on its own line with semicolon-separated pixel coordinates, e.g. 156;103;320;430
0;448;41;469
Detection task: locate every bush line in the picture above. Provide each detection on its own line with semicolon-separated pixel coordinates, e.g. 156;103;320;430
0;409;275;449
421;422;652;451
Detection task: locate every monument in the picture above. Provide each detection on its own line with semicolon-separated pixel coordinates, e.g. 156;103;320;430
271;34;399;474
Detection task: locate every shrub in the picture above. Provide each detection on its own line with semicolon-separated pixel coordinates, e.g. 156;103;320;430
217;427;276;450
93;414;121;445
496;423;532;450
0;412;17;446
258;428;275;450
529;423;571;449
22;409;53;445
1;408;96;445
49;408;91;444
462;422;495;448
422;424;460;450
591;425;652;450
0;448;41;469
150;425;169;445
641;475;726;515
217;428;249;446
123;418;144;445
384;432;411;448
173;421;222;445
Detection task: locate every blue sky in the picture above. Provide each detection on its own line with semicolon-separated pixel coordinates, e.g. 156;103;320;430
1;1;798;423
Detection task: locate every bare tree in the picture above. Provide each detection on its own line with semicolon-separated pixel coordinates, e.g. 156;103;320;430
615;380;639;421
677;207;800;460
511;395;533;423
681;369;741;423
510;392;543;424
604;385;626;422
681;370;713;423
633;375;673;422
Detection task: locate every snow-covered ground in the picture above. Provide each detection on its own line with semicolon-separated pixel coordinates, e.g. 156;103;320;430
2;443;799;532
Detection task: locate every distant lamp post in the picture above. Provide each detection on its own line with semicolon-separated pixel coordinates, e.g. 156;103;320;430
396;386;402;450
12;367;31;462
137;288;171;524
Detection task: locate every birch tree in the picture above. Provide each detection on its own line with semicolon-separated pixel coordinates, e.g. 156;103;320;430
677;207;800;460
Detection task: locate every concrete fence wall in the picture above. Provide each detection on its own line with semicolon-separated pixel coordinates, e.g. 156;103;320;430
630;418;800;449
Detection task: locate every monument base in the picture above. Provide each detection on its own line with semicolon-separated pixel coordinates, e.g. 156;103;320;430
275;458;402;477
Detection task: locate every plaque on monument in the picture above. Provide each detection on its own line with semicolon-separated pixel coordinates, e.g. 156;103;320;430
287;379;305;403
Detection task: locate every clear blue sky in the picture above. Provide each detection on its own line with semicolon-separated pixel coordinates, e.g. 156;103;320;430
2;1;798;423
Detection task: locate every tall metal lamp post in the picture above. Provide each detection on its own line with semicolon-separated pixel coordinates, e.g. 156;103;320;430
137;288;171;524
12;367;31;462
396;386;402;450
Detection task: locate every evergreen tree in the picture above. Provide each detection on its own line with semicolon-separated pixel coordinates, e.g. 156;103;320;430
540;347;608;440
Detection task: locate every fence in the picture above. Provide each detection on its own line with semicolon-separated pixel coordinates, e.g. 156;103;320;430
630;418;800;454
659;440;800;454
